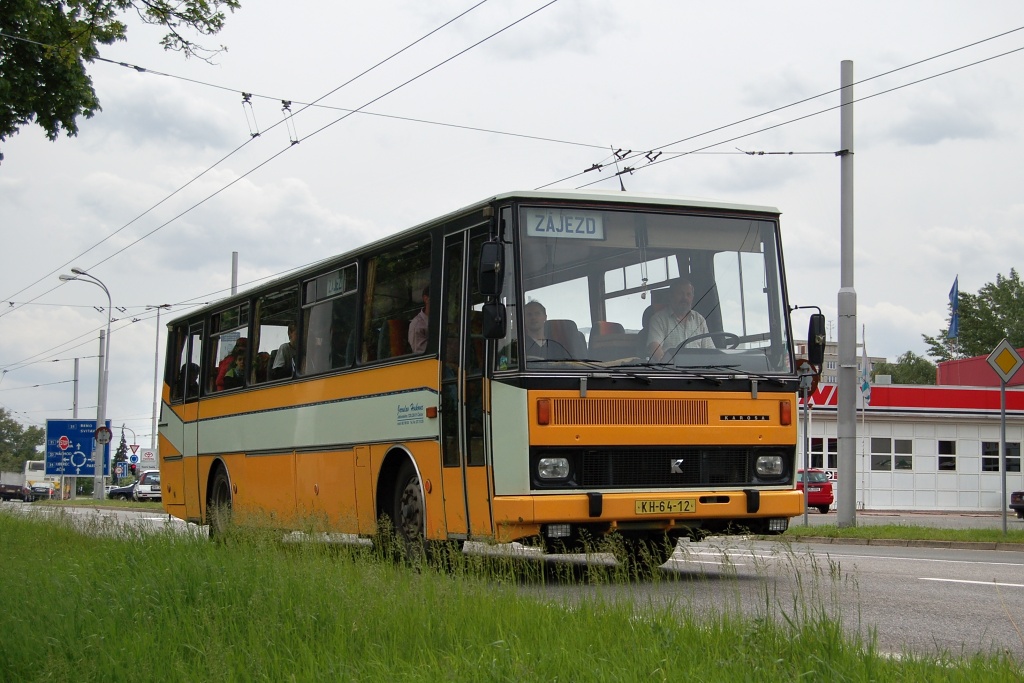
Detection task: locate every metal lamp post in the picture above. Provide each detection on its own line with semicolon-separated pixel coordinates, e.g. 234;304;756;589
59;267;112;500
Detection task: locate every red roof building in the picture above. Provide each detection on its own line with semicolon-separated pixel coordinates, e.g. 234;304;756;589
937;349;1024;388
800;382;1024;512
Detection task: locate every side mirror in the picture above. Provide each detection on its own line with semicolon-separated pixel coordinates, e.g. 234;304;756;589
478;240;504;297
481;302;507;339
807;313;826;366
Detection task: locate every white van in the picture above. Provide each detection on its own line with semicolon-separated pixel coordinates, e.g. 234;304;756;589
133;470;162;502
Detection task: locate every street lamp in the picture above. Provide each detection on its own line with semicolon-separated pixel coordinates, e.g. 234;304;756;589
147;304;171;449
60;267;112;500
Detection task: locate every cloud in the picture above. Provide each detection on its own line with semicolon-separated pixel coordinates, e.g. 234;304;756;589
87;76;240;152
881;96;997;146
409;1;621;61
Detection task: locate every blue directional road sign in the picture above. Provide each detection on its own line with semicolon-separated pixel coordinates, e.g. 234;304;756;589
45;419;111;477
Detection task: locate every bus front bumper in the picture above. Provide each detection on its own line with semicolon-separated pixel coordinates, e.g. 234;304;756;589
491;489;803;542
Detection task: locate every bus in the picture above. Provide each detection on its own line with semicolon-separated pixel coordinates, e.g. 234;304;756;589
158;189;824;567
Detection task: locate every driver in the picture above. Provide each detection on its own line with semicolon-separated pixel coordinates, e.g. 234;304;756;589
646;279;713;361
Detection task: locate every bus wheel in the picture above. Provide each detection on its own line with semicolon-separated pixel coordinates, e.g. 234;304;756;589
619;535;676;575
207;467;233;539
390;461;426;562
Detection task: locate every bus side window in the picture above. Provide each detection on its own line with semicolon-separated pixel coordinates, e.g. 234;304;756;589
361;236;431;364
253;286;300;383
168;325;189;402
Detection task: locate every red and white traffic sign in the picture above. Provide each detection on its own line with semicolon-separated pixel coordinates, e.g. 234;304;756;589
58;435;71;451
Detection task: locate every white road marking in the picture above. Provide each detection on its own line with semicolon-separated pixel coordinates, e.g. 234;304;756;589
920;577;1024;588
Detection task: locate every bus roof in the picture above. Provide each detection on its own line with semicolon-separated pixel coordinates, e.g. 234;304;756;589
485;189;780;216
169;189;781;324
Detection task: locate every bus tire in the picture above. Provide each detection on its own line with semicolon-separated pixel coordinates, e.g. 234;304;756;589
390;460;427;562
207;466;233;540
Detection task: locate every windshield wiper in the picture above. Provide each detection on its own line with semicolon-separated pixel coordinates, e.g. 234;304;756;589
528;358;655;384
699;365;790;387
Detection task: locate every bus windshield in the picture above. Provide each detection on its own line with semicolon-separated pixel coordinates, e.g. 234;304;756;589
509;205;793;374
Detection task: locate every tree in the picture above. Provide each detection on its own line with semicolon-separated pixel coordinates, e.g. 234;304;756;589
0;0;240;144
0;407;45;472
114;429;127;464
924;268;1024;361
872;351;936;385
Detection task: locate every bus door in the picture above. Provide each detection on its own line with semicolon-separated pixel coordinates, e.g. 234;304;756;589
181;323;203;516
439;227;494;538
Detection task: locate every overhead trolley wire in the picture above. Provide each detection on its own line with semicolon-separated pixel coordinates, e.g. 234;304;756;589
0;0;499;318
569;41;1024;191
536;25;1024;190
2;2;563;382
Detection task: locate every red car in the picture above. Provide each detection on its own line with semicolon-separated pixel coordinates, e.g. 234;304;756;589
1010;491;1024;519
797;469;834;514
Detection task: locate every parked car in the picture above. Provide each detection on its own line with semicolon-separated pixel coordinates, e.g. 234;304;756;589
134;470;161;502
30;482;57;500
797;469;834;514
1010;491;1024;519
107;482;136;500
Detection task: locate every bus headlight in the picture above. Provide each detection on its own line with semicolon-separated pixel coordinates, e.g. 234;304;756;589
755;454;784;478
538;457;570;479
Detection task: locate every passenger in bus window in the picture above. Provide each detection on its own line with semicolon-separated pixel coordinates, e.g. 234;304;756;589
646;279;712;361
179;363;200;399
222;354;245;390
408;286;430;353
215;338;247;391
253;351;271;383
523;301;549;359
271;323;299;379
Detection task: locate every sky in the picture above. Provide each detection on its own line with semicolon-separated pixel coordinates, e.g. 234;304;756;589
2;1;1023;444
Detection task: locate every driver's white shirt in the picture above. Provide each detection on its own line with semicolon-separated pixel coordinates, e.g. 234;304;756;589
647;308;713;355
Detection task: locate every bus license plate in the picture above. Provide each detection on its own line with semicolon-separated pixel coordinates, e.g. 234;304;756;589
635;498;696;515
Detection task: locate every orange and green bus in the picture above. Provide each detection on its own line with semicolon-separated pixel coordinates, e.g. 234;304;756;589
159;190;823;567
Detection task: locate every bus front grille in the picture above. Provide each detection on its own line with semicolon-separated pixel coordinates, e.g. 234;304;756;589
529;446;792;489
580;448;750;487
550;398;709;426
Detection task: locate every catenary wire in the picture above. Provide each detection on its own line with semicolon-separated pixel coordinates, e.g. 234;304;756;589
535;27;1024;189
0;0;496;316
567;43;1024;191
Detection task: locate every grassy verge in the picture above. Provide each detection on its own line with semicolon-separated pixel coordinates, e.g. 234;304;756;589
784;523;1024;544
1;512;1020;681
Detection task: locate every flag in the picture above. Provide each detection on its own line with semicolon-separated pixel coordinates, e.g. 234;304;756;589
947;275;959;339
860;325;871;406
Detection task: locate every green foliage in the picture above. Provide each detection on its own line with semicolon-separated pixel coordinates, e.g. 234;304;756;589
0;406;44;472
0;0;240;143
872;351;936;385
925;268;1024;361
114;429;128;463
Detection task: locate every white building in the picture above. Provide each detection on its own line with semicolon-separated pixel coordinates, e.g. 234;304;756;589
799;383;1024;511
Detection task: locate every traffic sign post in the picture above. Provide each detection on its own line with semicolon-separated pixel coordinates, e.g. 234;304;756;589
45;419;111;479
987;339;1024;534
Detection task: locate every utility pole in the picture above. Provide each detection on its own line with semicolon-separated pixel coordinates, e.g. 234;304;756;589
836;60;858;527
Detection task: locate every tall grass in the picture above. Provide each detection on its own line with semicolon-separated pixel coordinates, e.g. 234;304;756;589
0;510;1020;682
785;523;1024;544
